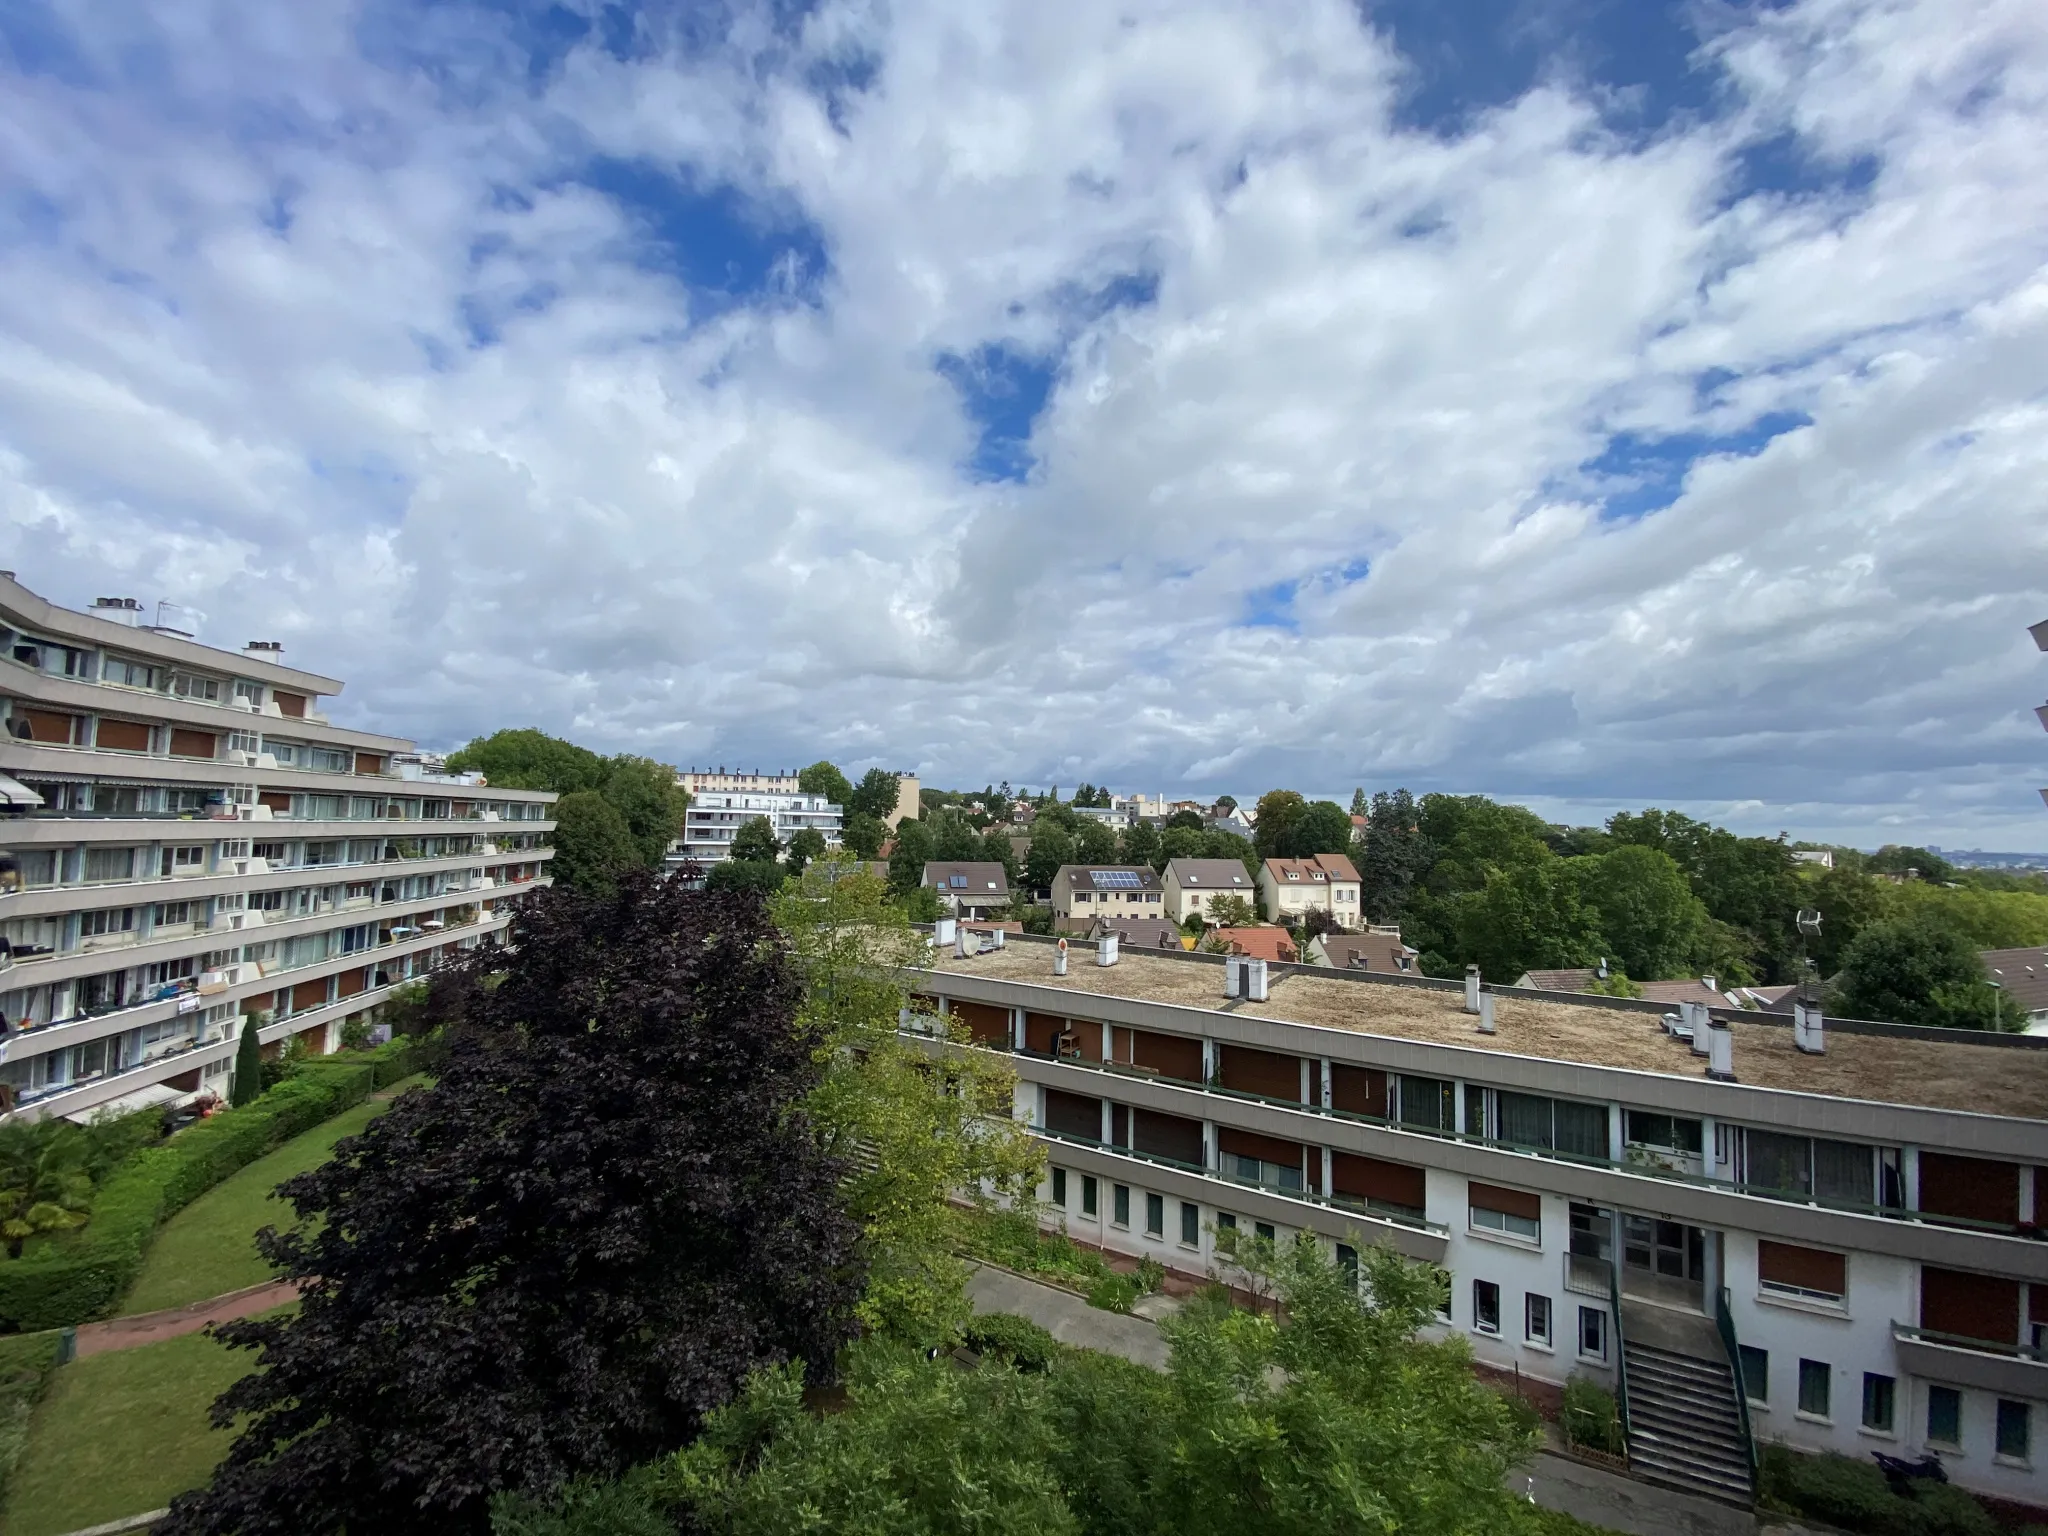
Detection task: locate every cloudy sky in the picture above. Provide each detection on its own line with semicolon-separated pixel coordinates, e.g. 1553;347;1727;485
2;0;2045;847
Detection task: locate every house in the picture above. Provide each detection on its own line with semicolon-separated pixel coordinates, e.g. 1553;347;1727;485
1311;929;1419;974
922;861;1010;920
1980;946;2048;1032
1072;804;1135;831
1205;807;1255;839
1793;850;1835;869
1083;915;1187;951
1210;926;1297;964
1257;853;1362;929
1051;865;1164;933
1161;857;1256;925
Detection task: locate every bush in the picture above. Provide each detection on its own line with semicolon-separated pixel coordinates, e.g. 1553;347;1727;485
0;1331;61;1506
0;1036;426;1331
1560;1375;1623;1456
1086;1273;1142;1313
1759;1445;2002;1536
959;1313;1058;1373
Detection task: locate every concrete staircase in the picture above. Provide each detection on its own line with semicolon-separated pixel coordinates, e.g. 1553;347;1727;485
1621;1334;1755;1506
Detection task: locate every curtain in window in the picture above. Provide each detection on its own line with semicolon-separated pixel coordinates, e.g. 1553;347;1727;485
1813;1139;1873;1206
1746;1130;1811;1195
1553;1100;1610;1159
1496;1091;1552;1149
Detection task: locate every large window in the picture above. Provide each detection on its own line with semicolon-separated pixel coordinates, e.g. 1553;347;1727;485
1997;1400;2031;1463
1473;1280;1501;1335
1797;1359;1832;1420
1740;1346;1769;1406
1397;1075;1454;1132
1744;1130;1890;1206
1862;1374;1895;1434
1625;1111;1703;1156
1927;1386;1961;1448
82;847;135;883
1492;1091;1609;1159
1469;1182;1541;1242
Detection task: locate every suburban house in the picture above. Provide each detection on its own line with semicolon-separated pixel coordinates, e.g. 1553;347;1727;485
921;861;1010;920
918;935;2048;1510
1980;947;2048;1033
1257;853;1362;929
1210;926;1297;964
1161;857;1256;926
1081;914;1186;951
1311;928;1420;974
1073;804;1135;831
1051;865;1164;933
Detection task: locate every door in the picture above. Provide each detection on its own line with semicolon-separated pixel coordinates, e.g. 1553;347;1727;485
1622;1215;1706;1309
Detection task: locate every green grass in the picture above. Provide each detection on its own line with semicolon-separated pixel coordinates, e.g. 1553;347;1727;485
0;1326;259;1536
118;1076;422;1316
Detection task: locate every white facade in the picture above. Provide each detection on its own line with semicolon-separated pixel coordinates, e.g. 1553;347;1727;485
674;789;842;866
0;575;558;1122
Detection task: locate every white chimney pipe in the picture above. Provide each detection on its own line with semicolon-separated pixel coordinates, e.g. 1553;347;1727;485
1477;992;1496;1034
1707;1020;1736;1081
1794;999;1825;1055
954;925;970;958
1246;957;1269;1002
990;927;1005;949
1686;1001;1712;1056
1225;955;1243;999
934;917;957;947
1097;932;1119;967
1054;938;1068;976
1463;965;1481;1014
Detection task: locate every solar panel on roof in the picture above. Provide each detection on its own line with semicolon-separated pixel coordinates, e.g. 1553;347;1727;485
1092;869;1142;887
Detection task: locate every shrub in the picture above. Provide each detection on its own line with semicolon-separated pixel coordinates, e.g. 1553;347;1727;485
0;1035;425;1331
960;1313;1058;1373
1758;1445;2002;1536
1560;1375;1623;1456
1086;1273;1142;1313
0;1331;61;1506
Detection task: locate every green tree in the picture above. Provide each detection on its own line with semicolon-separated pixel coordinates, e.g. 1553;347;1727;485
1073;818;1119;865
1834;916;2004;1029
1866;845;1956;883
730;815;782;865
848;769;904;823
1025;824;1075;891
704;860;786;897
0;1121;94;1258
783;828;827;875
1798;865;1896;975
1165;809;1204;830
887;818;936;894
1446;859;1605;982
797;761;855;807
1606;809;1798;982
980;829;1022;887
928;809;983;863
1278;800;1352;859
550;791;642;895
840;812;886;861
1349;787;1368;816
1573;844;1710;982
1356;789;1434;925
444;729;608;793
1207;893;1259;929
231;1019;263;1108
1252;790;1307;861
1118;819;1163;870
1202;828;1262;883
599;756;688;869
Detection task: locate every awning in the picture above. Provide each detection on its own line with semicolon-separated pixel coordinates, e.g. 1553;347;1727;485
0;773;43;809
61;1081;186;1124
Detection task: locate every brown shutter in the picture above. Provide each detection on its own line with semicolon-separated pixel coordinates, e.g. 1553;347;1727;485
273;691;307;718
1758;1241;1847;1297
1217;1127;1305;1169
168;728;216;759
17;708;82;744
1920;1267;2020;1344
94;718;151;751
1331;1152;1426;1211
1918;1154;2019;1226
946;999;1011;1046
292;979;329;1011
354;752;385;775
259;791;292;814
1064;1018;1102;1061
1024;1012;1067;1054
1330;1063;1387;1118
1131;1109;1204;1167
1468;1181;1542;1222
1044;1089;1103;1141
1130;1029;1203;1083
1217;1044;1302;1103
335;968;367;998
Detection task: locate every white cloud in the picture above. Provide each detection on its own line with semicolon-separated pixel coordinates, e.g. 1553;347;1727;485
0;0;2044;846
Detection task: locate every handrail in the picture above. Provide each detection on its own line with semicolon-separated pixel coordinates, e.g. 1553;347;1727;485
1715;1285;1759;1497
1609;1264;1632;1461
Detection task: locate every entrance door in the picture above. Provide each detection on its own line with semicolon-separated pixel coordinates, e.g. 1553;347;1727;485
1622;1215;1706;1310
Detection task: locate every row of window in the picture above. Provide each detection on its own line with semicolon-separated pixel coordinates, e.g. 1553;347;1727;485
12;776;549;824
1467;1280;1609;1360
5;630;277;708
1736;1348;2032;1463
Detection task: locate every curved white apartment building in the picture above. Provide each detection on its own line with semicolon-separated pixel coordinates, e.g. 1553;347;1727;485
0;575;556;1123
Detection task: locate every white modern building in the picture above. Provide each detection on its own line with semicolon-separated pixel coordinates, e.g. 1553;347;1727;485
680;767;799;796
673;788;842;867
0;574;557;1122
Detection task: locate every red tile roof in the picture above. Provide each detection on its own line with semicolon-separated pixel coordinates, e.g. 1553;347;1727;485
1213;926;1297;964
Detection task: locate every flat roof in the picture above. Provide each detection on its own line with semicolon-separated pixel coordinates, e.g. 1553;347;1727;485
928;944;2048;1122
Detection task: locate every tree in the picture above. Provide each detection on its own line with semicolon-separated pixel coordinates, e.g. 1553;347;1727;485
840;812;886;861
705;860;788;898
1278;800;1352;859
730;815;782;865
1866;845;1957;883
887;818;935;894
1207;893;1259;929
797;761;854;808
1446;859;1605;982
1165;809;1203;831
599;756;688;869
1349;787;1368;816
1356;789;1434;925
231;1018;263;1108
1072;819;1119;865
783;828;827;875
1833;916;2004;1029
1025;824;1074;891
549;791;642;895
1214;794;1237;813
1118;819;1162;870
0;1121;93;1258
928;809;983;863
848;769;904;823
979;829;1021;887
444;729;608;793
1252;790;1307;861
159;873;865;1536
1573;844;1709;982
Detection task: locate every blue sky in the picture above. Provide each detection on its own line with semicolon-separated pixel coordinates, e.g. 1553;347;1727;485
1;0;2045;845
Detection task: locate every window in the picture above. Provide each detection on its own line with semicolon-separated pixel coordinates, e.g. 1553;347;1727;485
233;680;263;704
1081;1176;1098;1218
101;655;159;689
1526;1294;1552;1346
161;845;206;876
1494;1092;1610;1159
1741;1347;1770;1406
153;902;193;926
1474;1280;1501;1334
1146;1192;1164;1238
1051;1169;1067;1207
1180;1201;1199;1246
1798;1360;1832;1420
308;747;351;773
79;907;136;936
83;847;135;882
1996;1400;2030;1462
1927;1386;1961;1448
1337;1243;1359;1288
1757;1240;1847;1304
1429;1265;1452;1319
1745;1130;1879;1205
1397;1075;1453;1131
1469;1183;1541;1242
1577;1307;1607;1361
1113;1184;1130;1227
228;729;259;754
1625;1111;1704;1155
1862;1374;1895;1434
1255;1221;1275;1243
170;672;220;702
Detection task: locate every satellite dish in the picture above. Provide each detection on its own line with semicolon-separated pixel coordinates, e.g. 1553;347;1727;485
1796;908;1822;937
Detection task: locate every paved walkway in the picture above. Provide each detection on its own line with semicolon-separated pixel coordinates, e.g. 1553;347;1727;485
966;1262;1761;1536
74;1279;302;1357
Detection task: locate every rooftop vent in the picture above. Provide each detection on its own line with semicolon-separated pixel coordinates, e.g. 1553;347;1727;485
1096;932;1119;967
1793;998;1825;1055
1476;992;1496;1034
1244;957;1269;1002
1225;955;1243;999
1707;1019;1736;1081
91;597;143;626
1463;965;1481;1015
243;640;284;656
1054;937;1068;976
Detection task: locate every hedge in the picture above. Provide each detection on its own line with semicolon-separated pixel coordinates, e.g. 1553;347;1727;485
0;1035;433;1332
0;1331;62;1508
1756;1444;2034;1536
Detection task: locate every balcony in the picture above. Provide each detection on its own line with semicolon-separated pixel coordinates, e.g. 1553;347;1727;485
1892;1323;2048;1399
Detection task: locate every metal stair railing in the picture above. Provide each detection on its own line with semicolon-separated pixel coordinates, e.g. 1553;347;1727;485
1715;1285;1760;1501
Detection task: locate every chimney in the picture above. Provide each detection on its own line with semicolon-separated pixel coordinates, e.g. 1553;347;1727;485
1097;932;1119;967
1225;955;1243;999
1794;998;1826;1055
934;917;957;948
953;925;971;959
990;927;1005;950
1706;1019;1736;1080
242;639;284;657
1463;965;1481;1014
1477;992;1496;1034
1245;957;1269;1002
1685;1001;1712;1056
1701;974;1717;995
91;597;143;627
1053;937;1068;976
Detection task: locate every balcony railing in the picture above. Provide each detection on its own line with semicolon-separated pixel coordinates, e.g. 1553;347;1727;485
1893;1323;2048;1364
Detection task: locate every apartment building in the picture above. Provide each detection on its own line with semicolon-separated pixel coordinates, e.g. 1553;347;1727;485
672;789;842;867
1258;853;1362;929
1161;857;1256;926
0;575;557;1123
915;939;2048;1507
1051;865;1164;934
680;767;799;796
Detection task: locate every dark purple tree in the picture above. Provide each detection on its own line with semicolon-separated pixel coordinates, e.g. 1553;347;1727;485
157;872;864;1536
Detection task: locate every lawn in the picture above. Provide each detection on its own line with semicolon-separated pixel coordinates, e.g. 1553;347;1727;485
119;1076;423;1316
0;1326;259;1536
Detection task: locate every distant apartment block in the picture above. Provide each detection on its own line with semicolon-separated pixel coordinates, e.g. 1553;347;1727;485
673;789;842;867
0;575;557;1123
680;767;799;796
